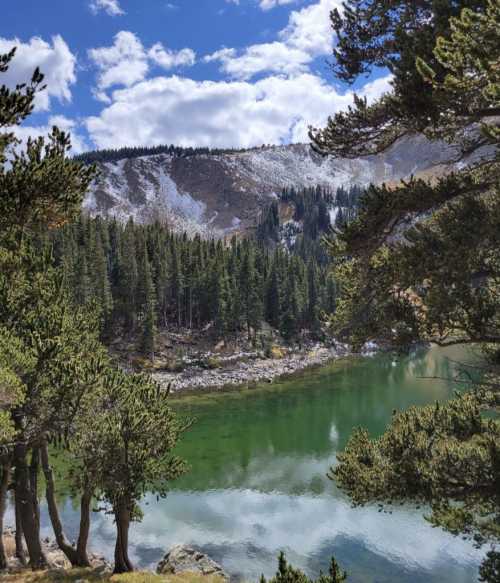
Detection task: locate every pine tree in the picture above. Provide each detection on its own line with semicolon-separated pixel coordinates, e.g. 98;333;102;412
281;275;300;343
313;3;500;580
119;220;139;333
240;244;263;341
139;242;157;360
260;552;347;583
73;371;189;573
306;260;320;334
265;258;281;329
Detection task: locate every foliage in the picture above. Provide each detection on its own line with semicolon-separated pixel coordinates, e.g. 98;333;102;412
310;0;490;158
332;387;500;546
0;47;189;574
313;2;500;581
71;370;190;572
47;216;338;348
260;553;346;583
75;142;281;166
74;371;189;510
318;0;500;350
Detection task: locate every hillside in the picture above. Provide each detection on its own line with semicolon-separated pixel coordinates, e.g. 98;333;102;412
83;136;456;236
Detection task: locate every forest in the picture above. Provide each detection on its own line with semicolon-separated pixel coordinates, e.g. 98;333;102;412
45;210;338;354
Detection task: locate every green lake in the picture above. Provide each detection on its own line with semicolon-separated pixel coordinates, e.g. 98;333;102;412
6;344;485;582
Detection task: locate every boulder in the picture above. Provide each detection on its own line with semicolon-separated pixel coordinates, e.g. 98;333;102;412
157;544;229;580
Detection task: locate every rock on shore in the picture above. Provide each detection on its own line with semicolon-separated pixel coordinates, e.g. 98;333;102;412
3;527;111;573
157;544;229;580
153;344;351;393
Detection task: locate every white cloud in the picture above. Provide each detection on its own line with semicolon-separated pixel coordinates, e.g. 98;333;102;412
11;115;88;155
88;31;149;92
226;0;299;9
89;0;125;16
359;74;394;103
259;0;298;10
207;0;341;80
84;0;392;151
148;43;196;70
0;35;76;112
88;32;196;98
281;0;340;55
205;42;310;79
85;71;392;150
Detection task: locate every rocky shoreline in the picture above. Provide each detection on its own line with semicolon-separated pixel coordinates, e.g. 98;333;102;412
152;342;357;394
3;526;229;581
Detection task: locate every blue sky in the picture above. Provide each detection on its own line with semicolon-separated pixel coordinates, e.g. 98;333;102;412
0;0;391;153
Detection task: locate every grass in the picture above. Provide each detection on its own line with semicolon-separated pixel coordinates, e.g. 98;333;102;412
3;568;226;583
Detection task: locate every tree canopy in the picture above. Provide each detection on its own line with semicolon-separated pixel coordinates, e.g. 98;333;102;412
312;2;500;581
0;48;188;574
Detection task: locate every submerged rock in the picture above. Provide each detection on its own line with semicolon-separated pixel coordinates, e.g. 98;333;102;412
157;544;229;580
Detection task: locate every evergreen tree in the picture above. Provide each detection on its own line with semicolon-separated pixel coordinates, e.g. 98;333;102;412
306;260;321;335
0;48;97;570
260;552;347;583
281;275;300;343
119;219;139;333
239;243;263;341
138;240;157;360
313;3;500;580
0;49;190;575
74;371;189;573
265;257;281;329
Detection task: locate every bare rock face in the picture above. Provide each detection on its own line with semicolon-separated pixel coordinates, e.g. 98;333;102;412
156;544;229;580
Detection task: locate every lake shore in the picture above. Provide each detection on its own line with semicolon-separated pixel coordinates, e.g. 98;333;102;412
151;341;365;394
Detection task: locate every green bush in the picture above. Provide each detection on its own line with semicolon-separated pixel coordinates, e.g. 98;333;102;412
260;553;347;583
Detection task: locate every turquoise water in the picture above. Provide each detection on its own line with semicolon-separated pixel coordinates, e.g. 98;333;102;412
6;344;484;582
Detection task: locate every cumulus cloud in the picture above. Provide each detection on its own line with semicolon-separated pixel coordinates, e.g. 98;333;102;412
226;0;299;9
205;42;311;79
84;0;392;150
281;0;340;55
88;31;149;93
0;35;76;112
88;32;196;98
207;0;341;80
148;43;196;70
89;0;125;16
85;72;392;150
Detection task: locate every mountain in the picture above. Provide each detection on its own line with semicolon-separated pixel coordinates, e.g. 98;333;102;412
83;135;456;237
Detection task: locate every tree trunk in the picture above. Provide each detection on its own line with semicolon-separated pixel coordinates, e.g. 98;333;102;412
14;495;26;566
29;447;41;538
13;442;46;569
0;458;11;570
40;440;91;567
113;504;133;574
76;489;92;567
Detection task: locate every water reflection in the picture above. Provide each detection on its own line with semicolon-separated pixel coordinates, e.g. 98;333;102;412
5;345;484;582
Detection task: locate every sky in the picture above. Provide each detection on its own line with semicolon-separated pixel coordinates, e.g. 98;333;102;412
1;0;391;154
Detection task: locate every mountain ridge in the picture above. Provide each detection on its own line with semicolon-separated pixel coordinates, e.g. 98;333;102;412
83;136;456;237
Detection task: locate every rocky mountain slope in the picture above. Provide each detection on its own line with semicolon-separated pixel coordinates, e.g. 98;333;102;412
84;135;455;237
